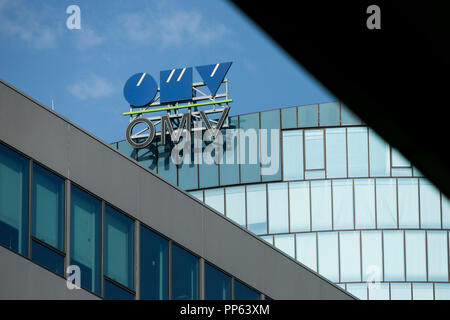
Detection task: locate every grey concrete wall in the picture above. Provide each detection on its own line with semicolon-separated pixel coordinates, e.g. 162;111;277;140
0;78;355;300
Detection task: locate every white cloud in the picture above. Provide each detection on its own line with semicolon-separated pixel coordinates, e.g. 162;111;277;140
68;75;114;100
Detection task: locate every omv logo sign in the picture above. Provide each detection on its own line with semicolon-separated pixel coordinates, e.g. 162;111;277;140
123;62;232;107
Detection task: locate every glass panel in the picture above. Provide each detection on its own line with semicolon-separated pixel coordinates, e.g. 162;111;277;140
413;166;424;177
225;186;246;227
325;128;347;178
311;180;332;231
346;283;367;300
220;116;239;186
427;231;448;281
199;134;219;189
332;179;354;230
340;231;361;282
317;232;339;282
412;283;433;300
369;129;390;177
104;279;134;300
368;283;389;300
31;240;64;276
239;113;260;184
282;131;304;181
117;140;136;159
392;167;412;177
137;140;157;172
140;225;169;300
435;283;450;300
70;185;102;295
205;263;231;300
105;205;134;289
304;130;324;170
189;190;203;202
354;179;375;229
398;178;419;228
204;188;224;214
298;104;318;127
261;109;281;182
157;139;177;185
177;135;198;190
234;280;259;300
405;230;426;281
361;231;383;283
383;231;405;281
32;163;65;251
391;148;410;167
289;181;310;232
260;235;273;245
347;127;369;177
281;107;297;129
296;233;317;271
0;143;29;256
304;170;325;180
274;234;295;258
172;244;199;300
341;104;362;125
420;179;441;229
268;183;289;234
246;184;267;235
376;178;397;228
443;195;450;229
391;283;411;300
319;102;340;126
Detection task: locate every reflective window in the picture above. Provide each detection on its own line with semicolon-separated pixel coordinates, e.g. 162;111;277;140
140;225;169;300
246;184;267;235
390;283;411;300
325;128;347;178
304;170;325;180
239;113;260;184
304;130;324;170
361;231;383;283
117;140;136;159
289;181;310;232
204;188;224;214
340;231;361;282
177;136;198;190
261;110;281;182
391;148;410;167
311;180;332;231
32;163;65;251
368;129;390;177
220;116;239;186
260;235;273;245
368;283;389;300
298;104;318;127
392;167;412;177
234;280;259;300
189;190;203;202
296;233;317;271
225;186;245;227
172;244;198;300
427;231;448;281
105;205;134;289
347;127;368;177
419;179;441;228
398;178;419;228
443;195;450;229
0;143;29;256
383;231;404;281
268;183;289;234
137;140;157;172
332;179;354;230
199;135;219;189
282;131;303;181
341;104;362;126
31;239;64;276
281;107;297;129
157;139;177;186
274;234;295;258
317;232;339;282
319;102;340;126
435;283;450;300
376;178;397;228
354;179;375;229
104;279;134;300
346;283;367;300
205;263;231;300
70;185;102;295
405;230;426;281
412;283;433;300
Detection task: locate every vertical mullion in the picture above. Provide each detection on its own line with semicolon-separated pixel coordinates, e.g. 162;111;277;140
101;200;105;298
65;180;71;278
28;159;33;259
134;220;140;300
168;240;173;300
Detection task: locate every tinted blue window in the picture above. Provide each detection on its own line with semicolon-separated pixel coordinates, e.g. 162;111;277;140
104;279;134;300
32;163;65;251
260;110;281;182
137;140;157;172
282;131;304;181
157;138;178;185
105;205;134;289
31;240;64;276
199;136;219;189
298;104;318;127
70;185;102;295
220;116;239;186
205;263;231;300
140;225;169;300
319;102;340;126
0;143;29;256
117;140;137;160
172;244;199;300
239;114;260;184
234;280;259;300
281;107;297;129
177;134;198;190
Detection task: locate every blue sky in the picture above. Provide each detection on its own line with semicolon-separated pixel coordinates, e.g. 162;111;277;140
0;0;335;143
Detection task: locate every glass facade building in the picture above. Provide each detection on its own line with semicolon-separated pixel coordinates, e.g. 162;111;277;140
112;101;450;300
